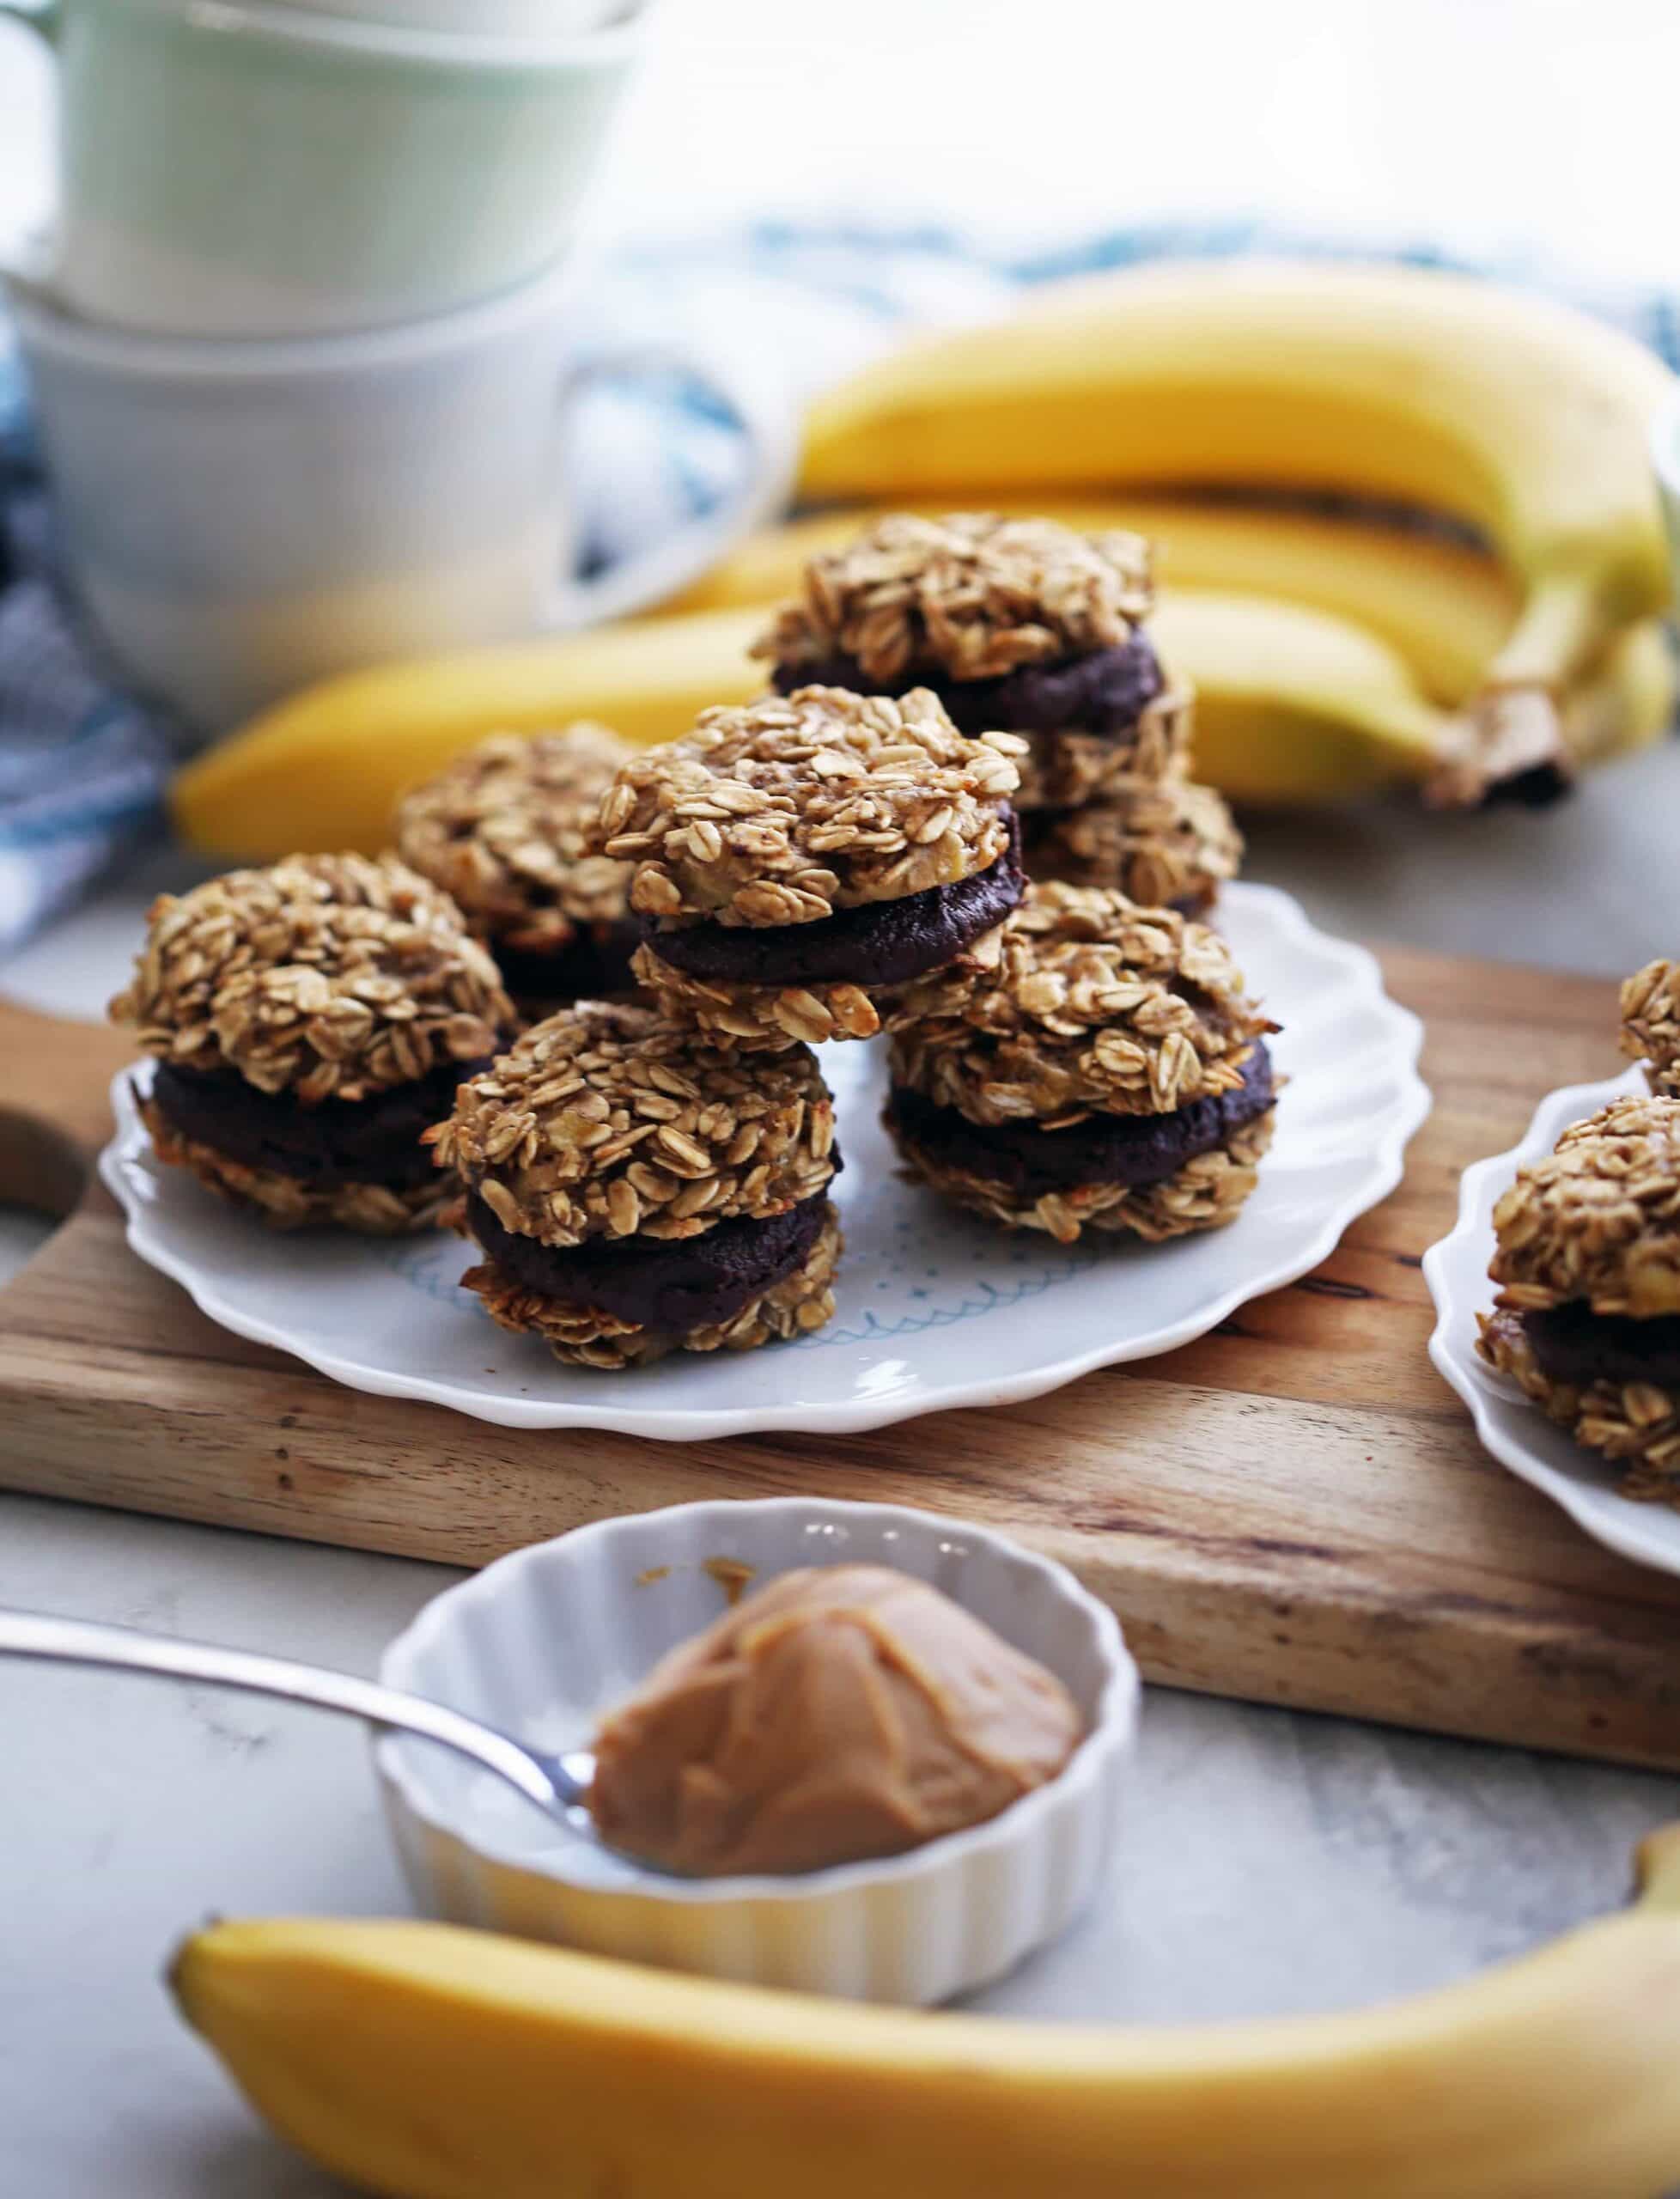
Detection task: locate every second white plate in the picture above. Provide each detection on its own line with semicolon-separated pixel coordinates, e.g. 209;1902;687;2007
1423;1064;1680;1577
99;881;1430;1441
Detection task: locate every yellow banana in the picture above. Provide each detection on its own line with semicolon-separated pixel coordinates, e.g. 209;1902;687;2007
800;259;1675;789
172;1822;1680;2199
660;496;1521;709
1565;618;1676;769
173;608;768;859
171;597;1671;858
1161;591;1446;801
1154;595;1671;806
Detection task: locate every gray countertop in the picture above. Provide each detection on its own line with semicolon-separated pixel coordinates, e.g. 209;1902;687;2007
5;739;1680;2195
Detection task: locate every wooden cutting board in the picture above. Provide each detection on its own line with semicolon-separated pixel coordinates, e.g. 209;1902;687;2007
4;953;1679;1772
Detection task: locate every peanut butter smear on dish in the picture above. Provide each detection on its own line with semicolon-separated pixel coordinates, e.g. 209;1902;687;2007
587;1564;1083;1877
701;1556;756;1607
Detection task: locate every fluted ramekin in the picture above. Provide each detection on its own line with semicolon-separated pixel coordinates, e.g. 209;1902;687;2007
375;1498;1138;2006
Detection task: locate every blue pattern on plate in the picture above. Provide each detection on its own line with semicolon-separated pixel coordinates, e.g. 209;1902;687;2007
381;1215;1111;1347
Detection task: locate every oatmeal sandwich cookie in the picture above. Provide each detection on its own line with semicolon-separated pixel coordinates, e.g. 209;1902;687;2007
753;511;1190;812
592;686;1025;1050
110;853;512;1233
1025;774;1243;916
1621;959;1680;1099
393;724;639;1012
431;1002;843;1368
1476;1093;1680;1501
883;883;1277;1244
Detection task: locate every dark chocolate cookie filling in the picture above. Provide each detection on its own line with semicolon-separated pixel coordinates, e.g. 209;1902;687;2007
149;1054;493;1191
887;1042;1275;1197
646;812;1022;991
772;635;1164;741
466;1185;835;1335
494;918;642;1009
1522;1301;1680;1390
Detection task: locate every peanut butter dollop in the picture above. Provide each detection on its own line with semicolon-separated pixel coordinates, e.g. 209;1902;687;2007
588;1563;1084;1877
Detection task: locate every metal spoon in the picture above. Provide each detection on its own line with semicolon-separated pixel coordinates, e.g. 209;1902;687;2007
0;1608;600;1840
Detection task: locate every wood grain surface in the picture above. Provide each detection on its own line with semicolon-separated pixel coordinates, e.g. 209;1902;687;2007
3;953;1677;1771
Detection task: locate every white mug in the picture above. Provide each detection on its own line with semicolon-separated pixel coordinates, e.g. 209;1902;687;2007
1;0;646;338
8;253;794;734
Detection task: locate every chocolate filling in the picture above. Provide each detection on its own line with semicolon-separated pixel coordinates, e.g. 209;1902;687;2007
772;635;1165;741
149;1054;492;1192
646;813;1023;991
1522;1301;1680;1390
466;1184;834;1335
887;1042;1275;1197
494;918;642;1008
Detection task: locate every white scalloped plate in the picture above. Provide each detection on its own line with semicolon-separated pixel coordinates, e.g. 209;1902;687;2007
1423;1064;1680;1578
99;881;1429;1441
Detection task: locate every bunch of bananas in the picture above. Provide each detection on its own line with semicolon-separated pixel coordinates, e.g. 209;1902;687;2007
799;259;1676;806
175;259;1676;855
173;1823;1680;2197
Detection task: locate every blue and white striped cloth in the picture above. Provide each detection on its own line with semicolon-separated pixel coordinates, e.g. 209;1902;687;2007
3;220;1677;948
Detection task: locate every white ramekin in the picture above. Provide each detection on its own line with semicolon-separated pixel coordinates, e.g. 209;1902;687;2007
375;1499;1139;2007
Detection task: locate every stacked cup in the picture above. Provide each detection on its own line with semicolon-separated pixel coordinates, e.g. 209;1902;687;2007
1;0;790;731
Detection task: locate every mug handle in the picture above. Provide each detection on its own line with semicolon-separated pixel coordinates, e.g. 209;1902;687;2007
0;2;58;40
549;341;797;630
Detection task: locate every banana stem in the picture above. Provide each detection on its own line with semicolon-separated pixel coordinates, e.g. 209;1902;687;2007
1423;686;1570;809
1415;569;1638;807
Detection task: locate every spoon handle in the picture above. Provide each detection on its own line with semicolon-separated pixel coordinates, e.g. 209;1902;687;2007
0;1608;573;1818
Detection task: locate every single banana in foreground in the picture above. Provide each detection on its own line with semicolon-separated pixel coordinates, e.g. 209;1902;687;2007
172;594;1671;859
660;495;1523;710
173;1823;1680;2199
799;259;1675;799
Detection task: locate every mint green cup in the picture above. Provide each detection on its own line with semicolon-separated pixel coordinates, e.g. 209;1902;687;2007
3;0;644;337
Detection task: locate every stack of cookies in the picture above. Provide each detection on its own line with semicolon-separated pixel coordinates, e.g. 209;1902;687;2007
597;685;1026;1049
1470;953;1680;1502
432;1002;843;1370
752;511;1243;918
1477;1095;1680;1500
393;723;640;1017
1622;959;1680;1099
109;853;513;1235
885;885;1278;1246
112;513;1280;1375
437;680;1031;1366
